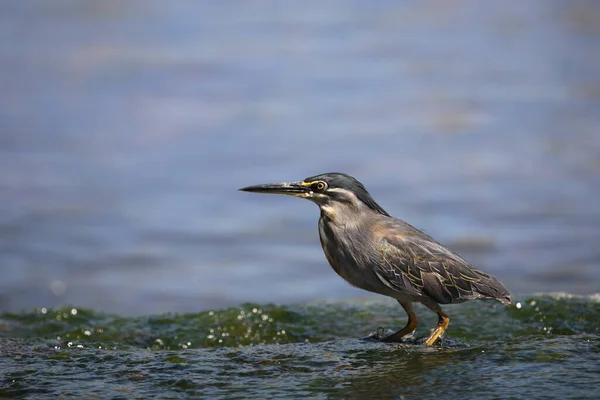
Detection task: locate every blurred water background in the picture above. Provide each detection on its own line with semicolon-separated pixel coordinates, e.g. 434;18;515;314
1;1;600;398
1;0;599;316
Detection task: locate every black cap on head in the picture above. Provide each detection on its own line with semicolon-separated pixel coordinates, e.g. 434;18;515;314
303;173;389;216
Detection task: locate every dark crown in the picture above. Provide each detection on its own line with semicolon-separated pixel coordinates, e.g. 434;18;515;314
303;173;390;216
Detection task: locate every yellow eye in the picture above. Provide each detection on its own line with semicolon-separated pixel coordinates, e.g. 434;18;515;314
314;181;326;191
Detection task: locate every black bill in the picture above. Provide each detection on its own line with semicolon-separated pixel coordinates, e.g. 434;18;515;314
239;181;309;195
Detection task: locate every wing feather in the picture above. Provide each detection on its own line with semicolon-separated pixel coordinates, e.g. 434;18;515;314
374;228;510;305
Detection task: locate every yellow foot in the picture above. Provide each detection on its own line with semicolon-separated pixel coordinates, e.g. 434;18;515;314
424;314;449;346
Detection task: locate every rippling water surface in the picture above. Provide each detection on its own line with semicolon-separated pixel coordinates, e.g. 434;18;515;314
2;295;599;398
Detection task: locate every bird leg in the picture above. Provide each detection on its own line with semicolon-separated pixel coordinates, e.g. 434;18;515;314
424;311;450;346
382;301;418;342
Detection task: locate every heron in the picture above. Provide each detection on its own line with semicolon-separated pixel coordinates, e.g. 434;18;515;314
240;172;511;345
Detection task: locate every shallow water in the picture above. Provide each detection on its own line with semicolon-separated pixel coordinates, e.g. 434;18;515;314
1;294;599;398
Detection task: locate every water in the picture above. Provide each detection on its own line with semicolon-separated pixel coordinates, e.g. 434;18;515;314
1;1;600;397
1;294;599;398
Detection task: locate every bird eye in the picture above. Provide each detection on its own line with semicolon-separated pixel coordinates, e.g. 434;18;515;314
314;181;327;191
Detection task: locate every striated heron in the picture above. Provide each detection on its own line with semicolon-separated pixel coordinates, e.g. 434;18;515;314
240;173;511;345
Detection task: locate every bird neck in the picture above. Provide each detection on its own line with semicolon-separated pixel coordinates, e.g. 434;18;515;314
318;201;374;230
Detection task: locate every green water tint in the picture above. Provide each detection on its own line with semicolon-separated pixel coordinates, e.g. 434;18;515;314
1;294;599;399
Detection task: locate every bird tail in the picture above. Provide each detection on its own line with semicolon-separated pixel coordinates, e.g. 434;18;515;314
473;276;512;305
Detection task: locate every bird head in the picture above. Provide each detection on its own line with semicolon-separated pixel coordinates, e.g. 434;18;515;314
239;172;389;217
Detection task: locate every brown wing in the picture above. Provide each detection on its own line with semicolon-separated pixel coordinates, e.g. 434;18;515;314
374;229;511;305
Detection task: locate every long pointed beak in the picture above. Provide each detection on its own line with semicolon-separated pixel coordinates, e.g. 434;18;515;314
239;181;310;196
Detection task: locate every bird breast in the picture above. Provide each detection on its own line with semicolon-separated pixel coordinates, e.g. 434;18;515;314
318;216;379;292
